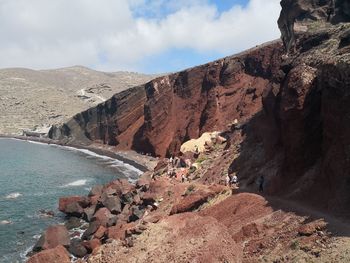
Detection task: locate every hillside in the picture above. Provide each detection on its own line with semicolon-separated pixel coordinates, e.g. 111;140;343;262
30;0;350;262
0;66;155;135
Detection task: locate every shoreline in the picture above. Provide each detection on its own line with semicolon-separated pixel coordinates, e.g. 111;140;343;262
0;134;156;173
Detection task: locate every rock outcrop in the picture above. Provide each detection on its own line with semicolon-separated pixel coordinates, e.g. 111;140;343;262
278;0;350;52
50;41;284;157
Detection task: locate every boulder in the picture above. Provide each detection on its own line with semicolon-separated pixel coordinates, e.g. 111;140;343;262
82;221;101;240
64;202;84;217
88;185;103;197
92;208;117;227
128;206;145;223
64;217;82;230
82;239;101;253
93;226;107;239
33;225;70;251
27;245;70;263
101;194;122;214
59;196;90;216
89;195;99;206
68;238;88;258
83;205;97;222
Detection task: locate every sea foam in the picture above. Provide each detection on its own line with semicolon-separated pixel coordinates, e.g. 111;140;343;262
62;179;88;187
5;192;22;199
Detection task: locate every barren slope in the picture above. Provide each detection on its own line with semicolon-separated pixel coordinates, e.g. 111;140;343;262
0;66;155;135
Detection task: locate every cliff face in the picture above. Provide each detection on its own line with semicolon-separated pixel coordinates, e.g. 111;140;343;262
51;41;284;157
227;2;350;212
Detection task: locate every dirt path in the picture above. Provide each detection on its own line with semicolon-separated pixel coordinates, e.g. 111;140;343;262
238;187;350;237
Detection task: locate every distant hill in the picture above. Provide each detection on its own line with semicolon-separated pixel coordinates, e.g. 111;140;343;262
0;66;156;135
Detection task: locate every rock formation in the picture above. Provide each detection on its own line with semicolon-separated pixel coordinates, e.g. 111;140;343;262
50;41;284;157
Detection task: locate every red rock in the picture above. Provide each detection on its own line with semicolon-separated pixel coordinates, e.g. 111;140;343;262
170;190;216;215
33;225;70;251
93;226;106;239
298;220;327;236
107;222;137;240
82;239;101;252
92;208;117;227
27;245;70;263
88;185;103;197
58;196;89;215
89;195;99;206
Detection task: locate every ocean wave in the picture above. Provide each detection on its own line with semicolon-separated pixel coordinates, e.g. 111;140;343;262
5;192;22;199
61;179;88;187
26;140;48;146
0;220;13;225
57;145;143;176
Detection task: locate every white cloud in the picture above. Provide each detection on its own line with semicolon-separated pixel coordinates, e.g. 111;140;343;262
0;0;281;72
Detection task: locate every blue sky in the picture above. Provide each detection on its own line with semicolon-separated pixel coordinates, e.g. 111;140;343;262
0;0;281;73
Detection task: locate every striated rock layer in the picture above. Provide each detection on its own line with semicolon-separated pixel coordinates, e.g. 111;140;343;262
50;41;284;157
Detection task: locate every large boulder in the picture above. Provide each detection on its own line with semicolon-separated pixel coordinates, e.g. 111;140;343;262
82;221;100;240
27;245;70;263
83;205;97;222
100;193;122;214
88;185;103;197
33;225;70;251
82;239;101;253
59;196;90;217
68;238;88;258
64;217;82;230
92;208;117;227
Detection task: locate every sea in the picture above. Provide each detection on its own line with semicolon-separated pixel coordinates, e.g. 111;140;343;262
0;138;142;262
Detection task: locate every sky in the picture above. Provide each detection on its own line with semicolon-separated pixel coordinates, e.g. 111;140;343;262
0;0;281;74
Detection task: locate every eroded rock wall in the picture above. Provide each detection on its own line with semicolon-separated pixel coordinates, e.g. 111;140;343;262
51;41;284;157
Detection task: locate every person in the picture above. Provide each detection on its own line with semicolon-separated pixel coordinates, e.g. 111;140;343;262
231;174;238;188
258;175;265;193
181;174;186;183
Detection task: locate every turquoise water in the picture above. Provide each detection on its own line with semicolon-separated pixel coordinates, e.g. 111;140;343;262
0;138;141;263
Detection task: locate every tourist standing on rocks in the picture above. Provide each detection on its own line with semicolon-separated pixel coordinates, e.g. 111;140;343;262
258;175;265;193
231;174;238;188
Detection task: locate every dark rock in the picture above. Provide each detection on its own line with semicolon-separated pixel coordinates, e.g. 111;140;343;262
68;238;88;258
64;217;82;230
339;29;350;49
128;206;145;223
102;195;122;214
83;205;96;222
82;221;101;240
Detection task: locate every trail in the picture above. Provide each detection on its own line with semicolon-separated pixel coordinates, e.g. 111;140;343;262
238;188;350;237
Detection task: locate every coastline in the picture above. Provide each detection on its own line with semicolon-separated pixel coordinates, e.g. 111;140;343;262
0;134;157;174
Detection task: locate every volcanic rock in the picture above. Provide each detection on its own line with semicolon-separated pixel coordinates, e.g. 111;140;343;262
27;245;70;263
92;208;117;227
64;217;82;230
69;238;88;258
82;221;101;240
33;225;70;251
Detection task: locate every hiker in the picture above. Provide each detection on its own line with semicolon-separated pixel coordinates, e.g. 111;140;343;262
258;175;265;193
231;174;238;188
181;174;186;183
